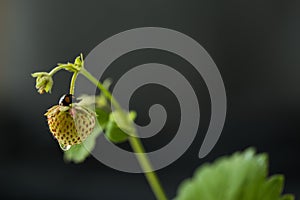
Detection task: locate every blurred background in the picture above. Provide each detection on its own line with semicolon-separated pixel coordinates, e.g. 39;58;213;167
0;0;299;199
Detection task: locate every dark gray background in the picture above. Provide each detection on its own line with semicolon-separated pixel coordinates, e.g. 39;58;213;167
0;0;299;199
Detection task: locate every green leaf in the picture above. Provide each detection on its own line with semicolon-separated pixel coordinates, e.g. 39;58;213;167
63;124;102;163
105;112;129;143
104;111;137;143
175;148;294;200
280;194;295;200
96;108;110;129
258;175;284;200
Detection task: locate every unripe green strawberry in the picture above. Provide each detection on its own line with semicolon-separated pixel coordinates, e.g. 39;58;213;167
45;103;96;149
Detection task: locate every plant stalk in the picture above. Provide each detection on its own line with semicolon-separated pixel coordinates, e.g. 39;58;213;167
128;132;168;200
80;68;168;200
69;71;78;95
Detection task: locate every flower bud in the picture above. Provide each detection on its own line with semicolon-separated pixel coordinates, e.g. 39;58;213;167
31;72;54;94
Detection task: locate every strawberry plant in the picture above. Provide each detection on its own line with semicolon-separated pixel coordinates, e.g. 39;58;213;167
32;54;294;200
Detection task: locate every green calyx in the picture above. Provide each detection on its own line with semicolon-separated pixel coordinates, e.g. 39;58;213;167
57;53;84;72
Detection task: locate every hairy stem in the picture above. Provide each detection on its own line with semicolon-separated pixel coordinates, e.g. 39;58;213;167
80;68;168;200
69;71;78;95
49;65;66;76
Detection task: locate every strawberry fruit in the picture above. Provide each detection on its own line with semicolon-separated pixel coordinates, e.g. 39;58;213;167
45;104;96;149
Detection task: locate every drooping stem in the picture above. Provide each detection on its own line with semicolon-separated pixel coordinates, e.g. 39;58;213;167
49;65;66;76
49;63;78;77
80;68;168;200
69;71;78;95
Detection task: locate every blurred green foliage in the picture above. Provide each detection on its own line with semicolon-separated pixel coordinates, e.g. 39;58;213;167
175;148;294;200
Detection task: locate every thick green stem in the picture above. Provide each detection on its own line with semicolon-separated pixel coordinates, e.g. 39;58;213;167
80;68;168;200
